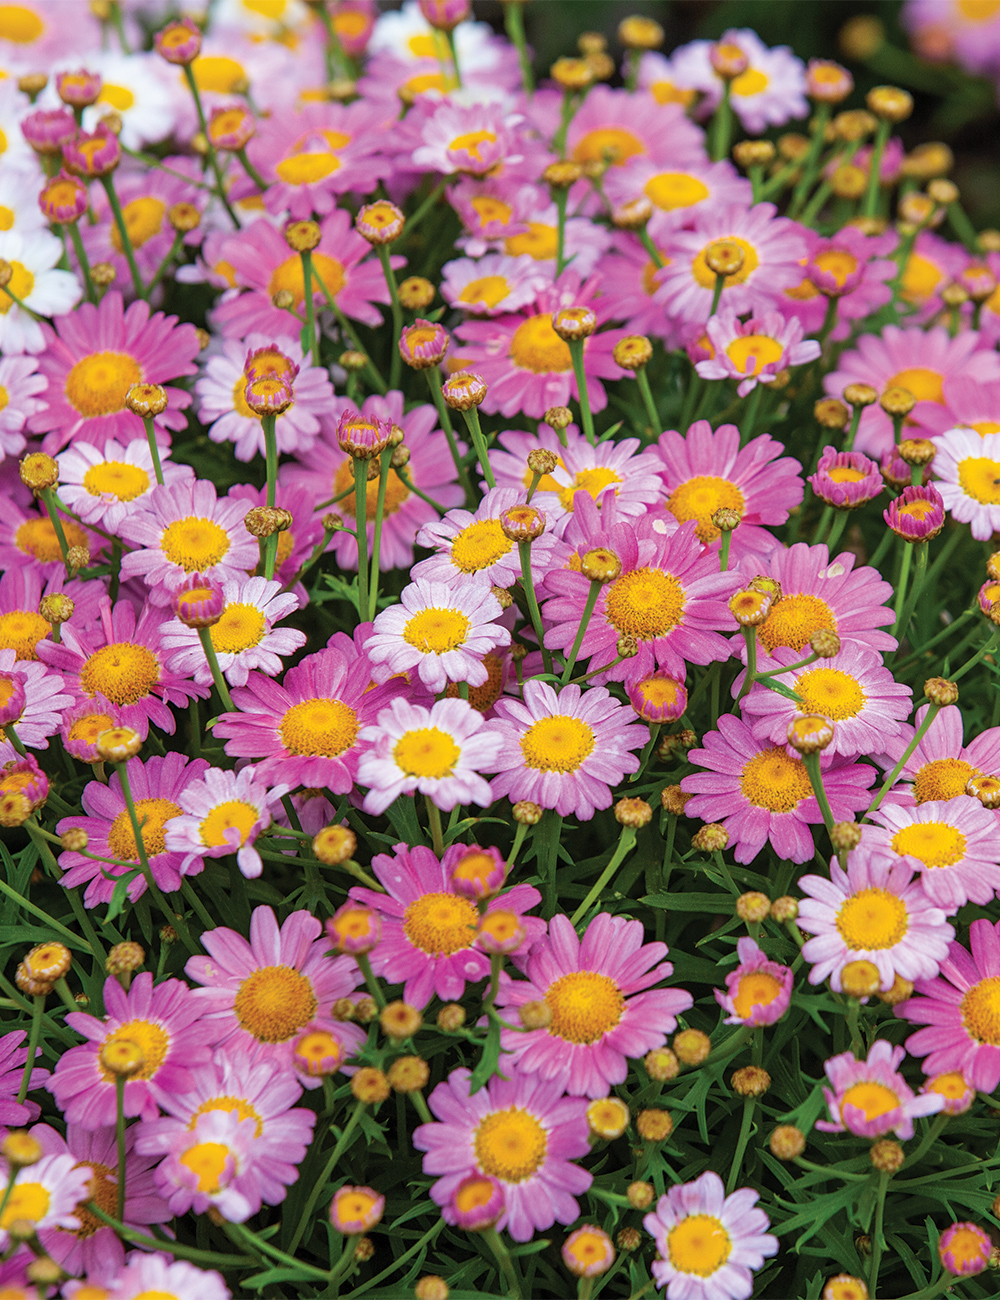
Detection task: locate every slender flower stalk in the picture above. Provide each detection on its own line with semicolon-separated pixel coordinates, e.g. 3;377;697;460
504;1;534;93
803;752;836;835
560;579;601;684
368;447;394;614
100;174;146;300
38;486;71;571
65;222;96;303
115;1073;127;1219
354;461;371;622
376;245;405;390
197;627;235;713
709;82;733;162
518;540;552;675
570;825;637;924
863;119;890;218
299;250;320;370
459;404;496;489
567;338;595;445
16;994;44;1105
181;65;240;228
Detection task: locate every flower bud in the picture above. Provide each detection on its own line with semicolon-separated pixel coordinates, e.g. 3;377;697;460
356;201;405;245
967;774;1000;809
499;504;545;543
732;139;776;169
95;726;142;763
617;634;639;659
611;197;653;230
99;1038;145;1077
660;785;691;816
60;828;88;852
24;942;70;983
38;594;74;625
615;797;652;829
692;823;728;852
844;383;878;408
770;1125;805;1160
67;543;91;572
399;320;449;371
330;1185;385;1234
619;15;664;48
437;1003;466;1031
787;715;834;754
244;376;294;416
19;453;58;493
106;942;144;976
450;847;506;902
543;160;582;189
807;60;853;104
2;1132;43;1168
736;891;770;923
446;1173;504;1233
710;41;749;80
477;909;525;955
831;820;862;852
815;398;849;430
562;1225;615;1278
415;1278;449;1300
636;1109;674;1141
870;1139;904;1173
770;896;799;922
441;371;487;411
831;165;867;200
380;1001;422;1040
732;1066;770;1097
673;1028;711;1066
387;1055;430;1093
925;677;958;707
613;335;653;371
351;1067;390;1103
155;17;202;64
645;1047;680;1081
550;57;593;90
526;447;559;478
551;307;597;341
729;588;772;627
15;958;51;994
543;406;573;432
327;903;381;955
841;959;882;999
587;1096;629;1140
866;85;913;122
875;974;914;1005
512;800;543;825
823;1277;868;1300
174;577;224;629
518;1000;552;1030
704;239;745;278
398;277;435;310
293;1029;346;1079
244;505;292;538
618;1226;642;1252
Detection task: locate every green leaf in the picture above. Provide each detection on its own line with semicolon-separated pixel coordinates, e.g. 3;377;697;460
104;869;143;924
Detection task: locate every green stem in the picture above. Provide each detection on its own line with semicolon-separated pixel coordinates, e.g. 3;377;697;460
803;751;835;835
866;702;940;818
356;952;385;1009
719;528;732;573
376;244;404;391
146;230;183;296
843;404;863;452
0;1168;19;1234
141;415;164;486
461;405;496;488
425;367;472;499
0;847;95;954
197;627;235;713
227;1221;332;1282
425;796;444;857
892;541;913;636
288;1100;365;1254
868;1169;891;1295
368;447;393;615
824;512;849;558
16;995;44;1106
235;146;268;193
554;187;568;277
635;366;659;437
115;1073;127;1219
506;819;530;872
402;179;447;239
39;487;70;572
180;878;215;931
65;221;96;303
788;103;831;218
894;541;928;644
568;337;595;445
903;1111;949;1168
570;826;637;925
709;81;732;162
300;249;319;370
86;1202;255;1267
739;382;765;446
116;762;197;954
353;460;371;623
947;626;999;684
560;580;601;684
862;119;890;218
725;1096;757;1194
483;1226;522;1300
735;627;758;702
868;526;895;573
322;291;387;395
262;411;278;508
504;1;534;95
518;540;552;675
182;65;240;228
100;174;146;299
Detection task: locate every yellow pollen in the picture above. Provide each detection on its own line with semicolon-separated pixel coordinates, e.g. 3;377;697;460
107;798;181;861
191;55;248;95
99;1019;170;1081
97;83;135;111
471;196;512;228
505;222;559;260
68;711;115;747
840;1080;900;1121
71;1161;117;1238
957;455;1000;504
891;821;966;868
572;127;644;166
200;799;259;849
234;966;317;1042
393;727;461;779
667;475;746;543
179;1141;229;1193
637;676;683;708
667;1215;732;1277
83;460;150;501
795;667;866;720
812;249;858;286
159;515;230;572
474;1108;547;1182
725;334;784;376
509;314;573;373
209;602;267;654
520;714;595;773
450;519;512;573
645;172;710;210
402;607;470;653
452;851;497;889
732;971;782;1018
0;1183;49;1231
79;642;160;706
403;891;478;955
457;275;510;309
828;466;866;484
605;566;686;639
0;259;33;315
758;593;836;655
269;252;345;310
15;516;88;564
912;757;978;803
110;198;165;252
650;80;698;106
887;367;944;404
731;67;769;96
899;498;938;521
960;0;1000;18
900;254;943;302
836;888;909;949
0;610;51;661
278;697;359;757
739;747;813;812
449;129;497;161
692;237;758;290
191;1095;264;1137
64;352;143;419
333;456;409;519
960;975;1000;1044
545;971;623;1044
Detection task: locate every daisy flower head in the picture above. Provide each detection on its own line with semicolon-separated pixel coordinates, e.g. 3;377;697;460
118;479;258;607
413;1066;592;1242
153;1107;257;1224
0;1028;50;1128
413;487;565;589
682;714;875;865
498;187;612;276
160;575;306;689
184;906;364;1069
866;799;1000;911
56;437;193;535
448;177;532;260
366;578;510;695
700;29;808;131
896;230;968;322
164;765;287;881
930;427;1000;540
564;82;705;174
884;484;945;543
605;157;751;233
0;497;94;573
494;912;692;1099
103;1251;231;1300
0;566;101;664
656;420;804;556
0;355;47;463
0;647;71;761
714;936;793;1026
923;1070;975;1116
594;225;678;343
411;100;523;177
802;227;897;333
658;203;809;325
817;1039;942;1139
0;1153;91;1250
797;851;955;993
196;333;335;463
357;695;501;816
643;1170;778;1300
0;227;80;355
75;50;177;149
696;309;820;396
56;753;210;907
49;973;219;1129
809;447;883;510
348;842;544;1007
441;253;549;317
38;597;208;739
876;703;1000;809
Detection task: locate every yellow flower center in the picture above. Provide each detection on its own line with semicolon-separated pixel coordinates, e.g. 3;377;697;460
179;1142;229;1193
191;55;247;94
159;515;230;572
636;675;684;710
732;67;769;96
450;519;512;573
828;465;866;483
99;1019;170;1081
758;593;836;655
812;249;858;286
68;711;115;749
667;475;746;544
887;367;943;404
97;83;135;111
106;798;182;861
454;1175;497;1213
725;334;784;376
899;497;939;522
449;129;497;162
0;260;34;315
457;275;510;309
544;970;623;1044
0;5;44;42
0;610;51;661
0;382;7;406
403;891;478;955
200;799;259;849
795;667;865;720
644;172;710;210
605;566;685;639
558;466;623;511
71;1161;117;1238
968;420;1000;435
268;252;345;310
928;1072;969;1100
520;714;595;772
739;747;813;812
891;821;966;868
960;975;1000;1044
333;455;410;519
15;517;88;563
667;1215;732;1277
471;196;511;227
191;1094;264;1136
732;971;783;1018
83;460;150;501
79;642;161;706
402;607;471;653
692;237;759;289
957;455;1000;505
278;697;359;757
509;314;573;373
505;222;558;260
959;0;1000;19
64;352;143;419
110;197;165;252
234;965;318;1042
393;727;461;778
912;757;978;803
650;80;698;106
900;254;942;302
474;1108;547;1182
276;150;342;184
836;888;909;949
407;30;450;58
572;127;644;166
0;1183;49;1231
209;602;267;654
841;1080;900;1121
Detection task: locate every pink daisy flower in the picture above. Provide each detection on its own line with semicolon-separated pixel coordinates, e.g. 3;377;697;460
0;499;96;573
897;230;969;323
38;597;208;738
696;309;820;396
636;46;705;107
0;1153;91;1251
0;647;71;761
809;447;883;510
797;851;955;993
643;1170;778;1300
564;83;705;173
866;799;1000;911
411;101;523;177
817;1039;942;1139
499;189;612;276
875;703;1000;809
281;390;464;572
348;842;544;1007
27;291;200;454
49;973;220;1129
153;1108;258;1224
56;435;193;536
494;912;692;1099
603;158;751;225
823;325;1000;460
213;644;405;790
366;579;510;695
682;714;875;865
904;0;1000;70
0;1028;50;1129
196;334;335;463
455;272;627;420
930;427;1000;540
484;680;647;820
937;375;1000;435
897;916;1000;1092
694;29;808;132
448;177;532;259
105;1252;230;1300
440;253;549;317
184;906;365;1069
212;211;396;337
32;1121;169;1276
714;937;793;1026
658;203;809;325
0;566;103;665
118;479;258;607
594;227;678;343
413;1067;592;1243
0;355;48;463
655;420;803;557
164;764;287;881
56;753;210;908
783;226;898;342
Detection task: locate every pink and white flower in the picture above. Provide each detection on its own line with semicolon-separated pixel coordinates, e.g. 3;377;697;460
817;1039;943;1139
696;309;820;396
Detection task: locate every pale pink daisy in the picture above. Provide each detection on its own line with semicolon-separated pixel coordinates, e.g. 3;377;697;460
922;1071;975;1116
0;500;95;573
930;427;1000;540
494;912;692;1099
696;309;820;396
500;188;612;276
793;226;898;341
682;714;875;865
413;1067;592;1243
118;480;258;607
798;851;955;993
714;937;793;1026
0;566;101;667
105;1252;231;1300
594;227;678;343
695;29;809;132
875;704;1000;809
413;487;565;589
154;1108;257;1224
448;177;532;259
357;696;501;816
164;765;287;880
440;253;549;317
866;799;1000;911
936;375;1000;435
565;84;706;172
0;227;81;356
56;436;193;535
484;681;647;820
0;355;47;463
643;1170;778;1300
897;230;969;323
604;157;751;224
817;1039;942;1139
0;647;71;762
0;1154;90;1251
411;101;523;177
635;46;705;107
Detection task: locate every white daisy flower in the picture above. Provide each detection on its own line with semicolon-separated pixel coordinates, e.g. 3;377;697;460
211;0;311;38
0;79;35;170
0;160;46;234
78;52;178;149
56;436;194;535
0;354;47;462
0;228;80;354
441;253;549;317
0;1153;91;1249
164;764;288;880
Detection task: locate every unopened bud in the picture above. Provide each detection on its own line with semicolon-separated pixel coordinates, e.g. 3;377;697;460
870;1139;904;1172
437;1003;466;1031
770;1125;805;1160
692;823;728;853
627;1181;654;1210
815;398;849;430
398;277;435;310
925;677;958;706
787;715;834;754
844;383;878;408
379;1001;422;1040
614;797;652;829
124;383;168;418
880;385;917;417
19;453;58;492
636;1109;673;1141
660;785;691;816
704;239;745;278
841;959;882;999
512;800;543;825
876;974;914;1005
351;1067;390;1104
673;1028;710;1066
518;1000;552;1030
770;896;799;922
732;1066;770;1097
736;891;770;923
644;1047;680;1081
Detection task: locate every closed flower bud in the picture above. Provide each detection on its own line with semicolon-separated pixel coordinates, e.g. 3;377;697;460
437;1003;466;1031
67;544;90;572
614;796;652;829
710;40;749;80
100;1038;145;1077
732;1066;770;1097
613;335;653;371
18;73;47;97
866;85;913;122
327;903;381;955
38;594;73;625
244;376;294;416
380;1001;422;1040
617;634;639;659
787;715;834;754
938;1222;991;1276
450;847;506;902
876;974;914;1005
524;449;558;480
543;406;573;432
733;139;776;169
499;504;546;542
354;1236;375;1262
770;896;799;922
106;942;144;976
841;959;882;999
941;282;969;309
562;1225;615;1278
729;588;772;627
351;1066;390;1103
24;942;70;983
95;726;141;763
736;891;770;922
627;1181;654;1209
518;1000;552;1030
337;408;392;460
617;1227;642;1252
399;320;449;371
770;1124;805;1160
967;773;1000;808
419;0;470;32
980;229;1000;252
441;371;487;411
704;239;745;277
844;383;878;409
398;277;435;310
904;141;953;180
642;1049;679;1085
283;220;322;253
174;577;224;629
712;507;741;534
414;1277;449;1300
273;289;295;310
543;160;582;189
807;59;853;104
477;909;525;955
550;57;593;90
244;506;291;538
674;1028;711;1066
91;262;116;287
19;453;58;493
60;828;88;852
160;925;178;945
960;263;996;302
387;1055;430;1093
330;1185;385;1234
619;15;664;48
207;105;255;152
692;823;728;853
660;785;691;816
823;1276;868;1300
26;1256;62;1286
636;1108;674;1141
925;677;958;706
831;820;862;852
356;996;378;1023
15;959;51;994
331;998;356;1022
831;165;867;200
576;547;620;584
587;1096;629;1140
512;800;543;825
551;307;597;341
155;17;202;64
778;133;810;162
356;200;404;245
870;1139;904;1172
814;398;849;430
611;197;653;230
2;1132;43;1168
38;172;89;223
310;825;357;871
